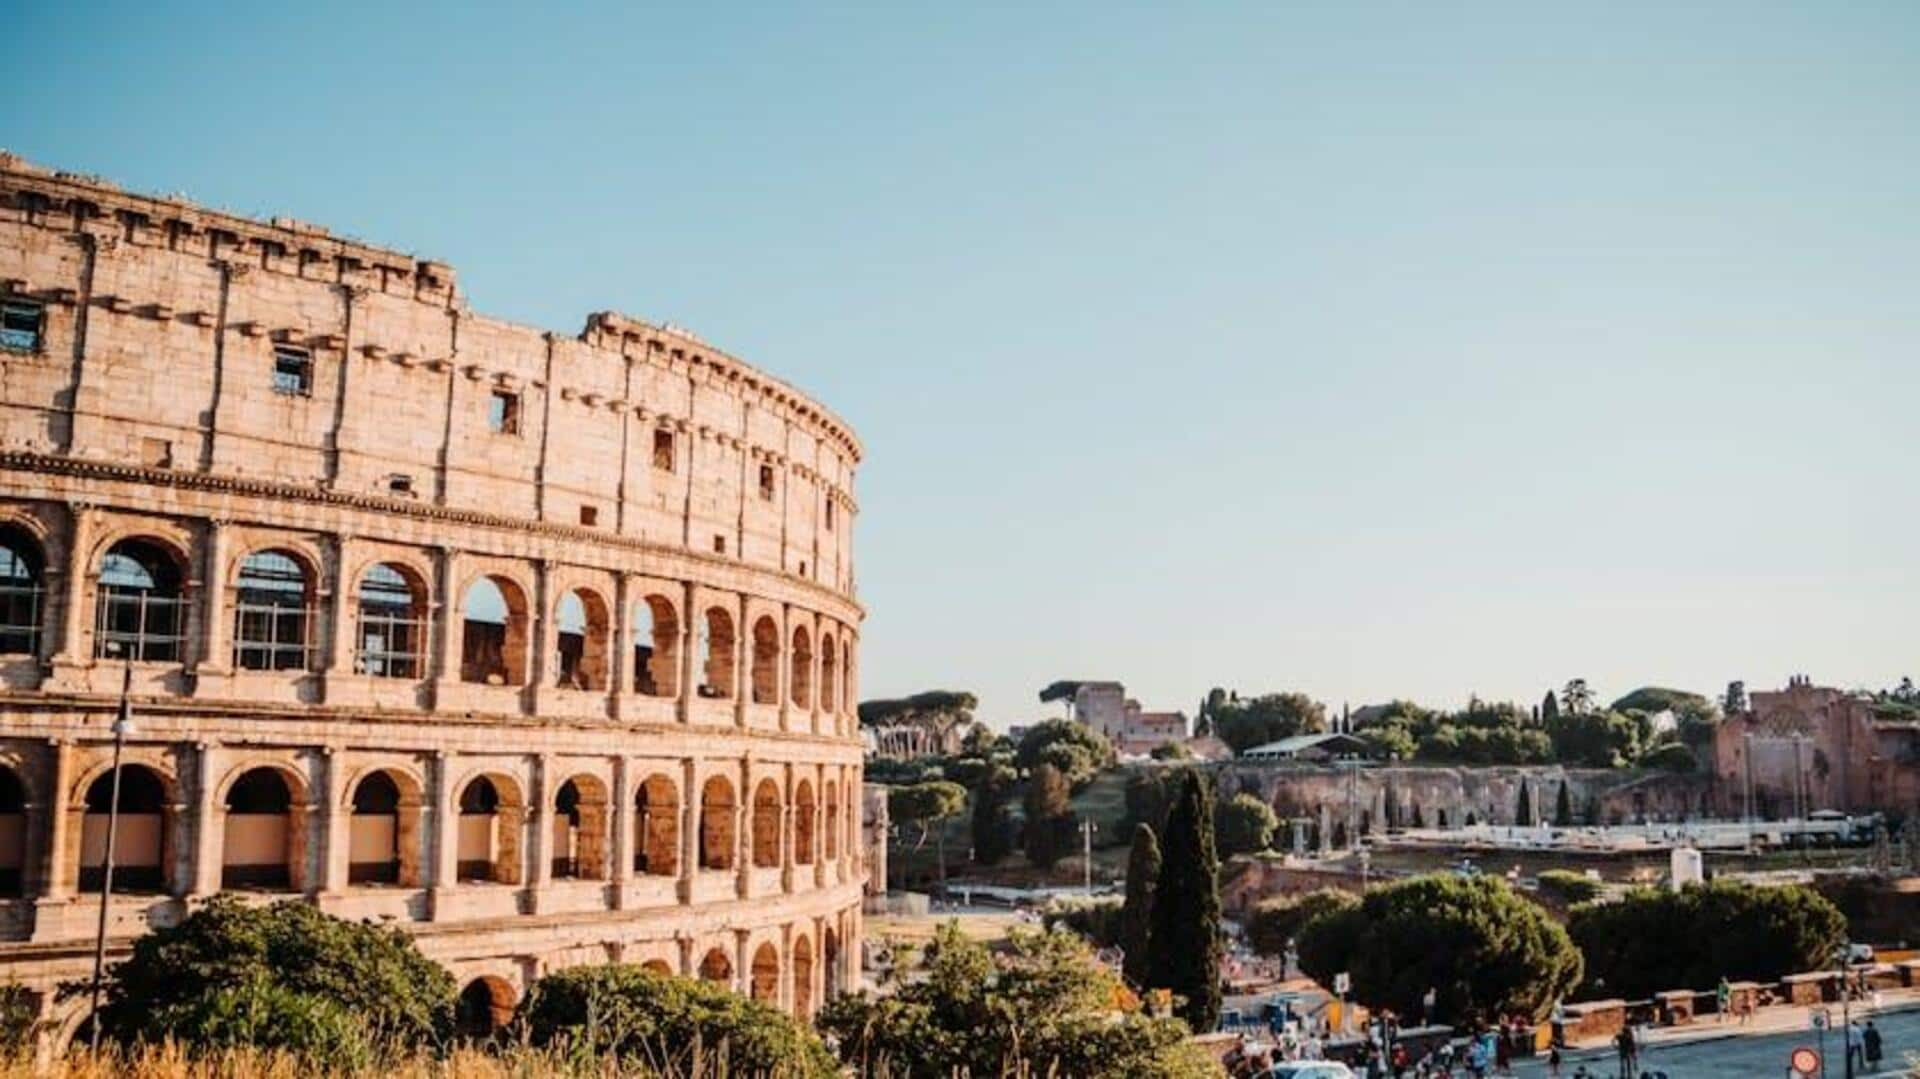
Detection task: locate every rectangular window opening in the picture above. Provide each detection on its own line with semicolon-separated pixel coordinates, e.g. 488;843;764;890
713;535;726;555
825;499;836;531
387;473;415;496
579;505;599;527
0;300;43;353
272;346;312;396
652;429;675;472
487;389;520;434
758;464;775;501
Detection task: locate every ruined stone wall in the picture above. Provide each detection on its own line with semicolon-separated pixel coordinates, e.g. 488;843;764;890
1221;762;1711;831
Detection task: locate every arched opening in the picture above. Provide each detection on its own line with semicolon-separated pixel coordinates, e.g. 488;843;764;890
0;767;25;895
819;631;838;715
698;948;732;985
824;780;840;863
550;775;609;880
824;928;841;998
635;774;678;876
349;769;422;886
641;958;673;976
221;767;303;891
356;563;427;679
788;625;812;709
456;976;516;1040
80;764;168;893
698;776;735;871
0;526;45;656
793;780;816;866
751;779;781;869
553;589;609;691
456;775;525;884
699;607;734;699
632;595;678;697
749;616;778;704
460;576;528;685
750;942;779;1003
792;935;814;1019
95;538;187;661
841;639;852;713
232;549;313;671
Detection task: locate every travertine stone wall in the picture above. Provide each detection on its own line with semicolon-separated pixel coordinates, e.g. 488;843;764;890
0;155;865;1042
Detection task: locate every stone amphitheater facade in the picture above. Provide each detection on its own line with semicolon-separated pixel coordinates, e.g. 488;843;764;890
0;154;865;1042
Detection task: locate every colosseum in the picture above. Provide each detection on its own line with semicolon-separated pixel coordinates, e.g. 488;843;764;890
0;153;865;1043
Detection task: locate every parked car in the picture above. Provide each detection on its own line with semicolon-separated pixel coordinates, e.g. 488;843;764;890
1261;1064;1354;1079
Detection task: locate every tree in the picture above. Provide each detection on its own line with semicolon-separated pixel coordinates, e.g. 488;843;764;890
818;923;1220;1079
1515;779;1532;826
1038;680;1087;717
1568;880;1847;1000
1213;692;1328;755
90;896;454;1058
1560;678;1595;716
1124;769;1173;836
1016;718;1115;790
1120;824;1161;988
1535;869;1602;904
1024;763;1074;868
970;767;1016;866
1540;690;1559;724
1245;889;1359;959
1216;793;1279;856
890;780;968;890
1295;874;1582;1027
1554;780;1573;827
1723;680;1748;715
1151;741;1191;760
519;964;836;1077
1146;770;1221;1033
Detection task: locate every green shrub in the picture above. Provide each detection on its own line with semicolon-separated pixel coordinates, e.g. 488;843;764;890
1043;896;1124;948
518;963;836;1077
1536;869;1603;903
1245;889;1359;958
1216;794;1279;856
1568;880;1847;999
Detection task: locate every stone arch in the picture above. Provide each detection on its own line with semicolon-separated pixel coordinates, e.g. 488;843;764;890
824;926;842;998
641;958;673;976
824;779;839;863
94;535;191;662
553;587;610;691
632;593;679;697
0;765;25;895
699;606;735;698
634;772;678;876
456;975;516;1039
0;522;46;657
819;629;838;715
550;774;610;880
749;615;779;705
455;772;526;884
230;546;318;672
355;561;429;679
788;624;812;709
698;775;736;871
77;762;174;894
348;767;424;886
698;946;732;984
792;934;815;1019
459;574;530;685
793;779;816;865
751;778;782;869
749;941;779;1003
218;764;310;892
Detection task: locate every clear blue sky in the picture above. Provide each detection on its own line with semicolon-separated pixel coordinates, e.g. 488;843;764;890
9;3;1917;727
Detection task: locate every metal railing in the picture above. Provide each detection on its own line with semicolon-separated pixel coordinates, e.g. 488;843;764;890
356;609;429;679
232;601;315;671
94;588;187;662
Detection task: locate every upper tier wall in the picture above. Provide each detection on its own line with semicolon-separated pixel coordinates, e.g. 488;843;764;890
0;155;860;598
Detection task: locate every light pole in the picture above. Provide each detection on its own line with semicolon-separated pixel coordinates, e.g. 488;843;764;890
1081;819;1096;894
87;653;134;1051
1835;943;1854;1079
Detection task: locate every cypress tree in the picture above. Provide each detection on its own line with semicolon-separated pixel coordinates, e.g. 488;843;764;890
971;774;1012;865
1119;823;1161;989
1146;770;1221;1033
1515;779;1533;825
1541;690;1560;724
1023;763;1072;868
1554;780;1573;827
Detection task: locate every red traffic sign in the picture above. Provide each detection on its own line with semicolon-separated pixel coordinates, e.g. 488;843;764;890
1790;1046;1820;1076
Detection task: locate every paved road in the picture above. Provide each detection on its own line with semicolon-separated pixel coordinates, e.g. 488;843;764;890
1512;1006;1920;1079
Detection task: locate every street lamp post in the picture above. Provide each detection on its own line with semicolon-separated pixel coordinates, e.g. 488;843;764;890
86;655;135;1051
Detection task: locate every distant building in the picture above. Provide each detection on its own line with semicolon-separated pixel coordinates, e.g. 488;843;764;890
1063;681;1202;757
1712;677;1920;817
1239;732;1373;763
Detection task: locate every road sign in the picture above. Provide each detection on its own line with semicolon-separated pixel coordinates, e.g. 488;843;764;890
1790;1045;1820;1076
1333;972;1350;994
1811;1008;1829;1031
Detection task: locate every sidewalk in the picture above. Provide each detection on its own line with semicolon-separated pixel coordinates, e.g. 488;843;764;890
1564;985;1920;1053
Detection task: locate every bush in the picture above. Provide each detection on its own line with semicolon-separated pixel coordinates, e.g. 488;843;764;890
818;923;1220;1078
1245;890;1359;958
1296;874;1582;1026
1043;896;1125;948
1536;869;1603;904
89;897;454;1056
1217;794;1279;856
518;964;836;1077
1637;742;1698;772
1568;880;1847;1000
1151;742;1192;760
1015;719;1115;790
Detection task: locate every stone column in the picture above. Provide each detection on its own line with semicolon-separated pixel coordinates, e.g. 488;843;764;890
777;603;793;733
608;573;631;718
779;920;794;1011
33;740;72;902
191;742;222;896
527;560;553;713
197;519;233;676
813;763;828;890
610;755;633;908
321;747;350;896
429;547;460;708
677;934;695;978
48;503;97;673
734;928;751;997
320;533;357;699
427;751;458;919
677;582;697;722
527;754;552;910
809;614;824;737
678;759;697;904
736;758;751;899
733;593;749;728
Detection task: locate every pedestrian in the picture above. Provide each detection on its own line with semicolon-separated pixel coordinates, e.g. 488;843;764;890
1847;1019;1865;1073
1423;986;1437;1027
1864;1019;1883;1069
1495;1026;1512;1073
1613;1025;1637;1079
1714;976;1730;1023
1546;1043;1563;1078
